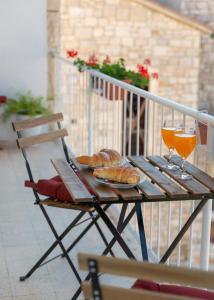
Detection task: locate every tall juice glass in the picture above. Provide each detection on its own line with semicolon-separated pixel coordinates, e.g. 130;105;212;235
174;131;196;180
161;121;183;170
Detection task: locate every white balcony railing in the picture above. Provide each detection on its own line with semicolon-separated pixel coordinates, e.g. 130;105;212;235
50;51;214;270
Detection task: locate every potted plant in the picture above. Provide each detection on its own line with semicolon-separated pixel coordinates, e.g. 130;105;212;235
2;91;50;137
67;50;158;100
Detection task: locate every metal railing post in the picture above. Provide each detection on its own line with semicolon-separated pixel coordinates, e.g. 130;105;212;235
200;124;214;270
87;73;94;155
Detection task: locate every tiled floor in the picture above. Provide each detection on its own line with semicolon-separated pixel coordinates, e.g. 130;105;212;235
0;142;138;300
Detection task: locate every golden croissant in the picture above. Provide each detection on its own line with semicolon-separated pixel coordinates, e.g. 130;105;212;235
76;149;121;167
93;166;141;184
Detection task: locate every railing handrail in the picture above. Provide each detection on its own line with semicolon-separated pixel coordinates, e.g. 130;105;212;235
50;50;214;127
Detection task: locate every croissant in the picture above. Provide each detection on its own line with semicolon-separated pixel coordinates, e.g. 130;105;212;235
76;149;121;167
93;166;141;184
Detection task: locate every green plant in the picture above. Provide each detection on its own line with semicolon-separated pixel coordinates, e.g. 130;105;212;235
125;69;149;89
99;58;127;80
2;91;50;122
67;50;159;89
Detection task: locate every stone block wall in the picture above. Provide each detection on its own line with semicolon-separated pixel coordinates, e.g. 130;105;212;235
160;0;214;114
60;0;201;110
181;0;214;114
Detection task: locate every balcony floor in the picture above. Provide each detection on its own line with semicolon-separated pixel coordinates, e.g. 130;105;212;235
0;142;139;300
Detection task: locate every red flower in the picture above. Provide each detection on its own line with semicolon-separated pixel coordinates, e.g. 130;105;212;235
152;72;159;80
103;55;111;64
137;64;150;80
144;58;151;66
86;54;98;67
67;49;78;58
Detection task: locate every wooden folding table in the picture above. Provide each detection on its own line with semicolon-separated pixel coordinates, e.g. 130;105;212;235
51;155;214;264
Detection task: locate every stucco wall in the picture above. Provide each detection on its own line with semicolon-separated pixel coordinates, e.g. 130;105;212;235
0;1;47;98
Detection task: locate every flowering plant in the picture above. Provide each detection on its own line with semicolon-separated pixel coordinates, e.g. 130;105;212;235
66;50;158;89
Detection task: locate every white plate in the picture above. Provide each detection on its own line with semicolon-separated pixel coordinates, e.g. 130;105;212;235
78;157;128;170
95;173;145;189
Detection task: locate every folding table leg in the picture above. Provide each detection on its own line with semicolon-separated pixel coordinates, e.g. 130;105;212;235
89;211;115;257
102;204;135;256
94;203;136;259
160;197;208;263
135;202;148;261
19;210;86;281
71;205;136;300
88;203;129;258
117;203;128;231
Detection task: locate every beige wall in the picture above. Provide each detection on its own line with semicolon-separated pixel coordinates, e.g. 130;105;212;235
158;0;214;114
181;0;214;114
60;0;201;110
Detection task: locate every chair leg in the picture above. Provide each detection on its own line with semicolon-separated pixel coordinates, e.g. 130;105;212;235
39;205;82;283
20;208;85;282
63;205;110;257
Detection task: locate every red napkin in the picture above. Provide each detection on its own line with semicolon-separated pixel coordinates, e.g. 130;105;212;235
25;176;73;202
132;279;214;299
0;96;7;104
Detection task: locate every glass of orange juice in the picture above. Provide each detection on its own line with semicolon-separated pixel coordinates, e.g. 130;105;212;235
174;129;196;180
161;121;183;170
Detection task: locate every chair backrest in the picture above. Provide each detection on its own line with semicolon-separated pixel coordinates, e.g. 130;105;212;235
12;112;68;149
12;113;70;187
78;253;214;300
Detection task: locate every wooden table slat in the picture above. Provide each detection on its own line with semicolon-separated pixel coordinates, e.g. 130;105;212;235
128;156;188;198
79;168;119;202
51;159;94;203
148;156;211;196
165;155;214;193
113;161;150;201
138;180;166;199
113;188;142;201
124;160;166;199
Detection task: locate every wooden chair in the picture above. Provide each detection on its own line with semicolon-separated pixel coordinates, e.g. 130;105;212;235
78;253;214;300
12;113;113;297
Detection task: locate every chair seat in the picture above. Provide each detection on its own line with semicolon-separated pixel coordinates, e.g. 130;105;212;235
132;279;214;300
40;198;95;212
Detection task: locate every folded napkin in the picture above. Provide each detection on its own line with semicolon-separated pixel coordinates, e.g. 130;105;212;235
132;279;214;299
25;176;73;202
0;96;7;103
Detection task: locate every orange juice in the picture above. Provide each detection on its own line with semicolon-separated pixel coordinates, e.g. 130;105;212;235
162;127;183;149
174;133;196;159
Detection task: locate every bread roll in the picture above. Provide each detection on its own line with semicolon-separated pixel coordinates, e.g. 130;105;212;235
76;149;121;167
93;166;140;184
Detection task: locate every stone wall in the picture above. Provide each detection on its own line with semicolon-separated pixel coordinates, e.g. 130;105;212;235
159;0;214;114
181;0;214;114
60;0;202;109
